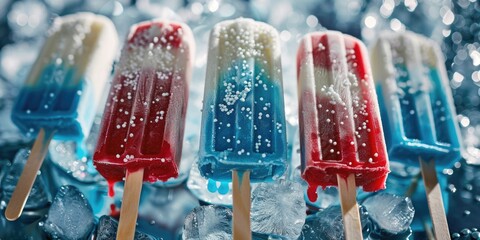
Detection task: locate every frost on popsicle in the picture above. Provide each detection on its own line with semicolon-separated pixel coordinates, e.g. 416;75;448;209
297;32;389;201
94;21;193;183
12;13;117;140
199;18;287;183
372;32;461;168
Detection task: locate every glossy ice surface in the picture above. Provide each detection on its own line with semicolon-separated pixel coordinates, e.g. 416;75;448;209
371;32;462;169
94;20;194;183
11;13;118;140
198;18;287;182
297;32;389;200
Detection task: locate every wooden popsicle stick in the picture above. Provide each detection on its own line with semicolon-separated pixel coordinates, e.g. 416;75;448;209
232;170;251;240
117;168;144;240
5;128;55;221
337;173;363;240
419;157;450;240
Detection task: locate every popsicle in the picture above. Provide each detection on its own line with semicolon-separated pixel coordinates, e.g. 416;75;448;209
297;31;389;239
93;20;194;239
5;12;118;221
371;31;461;239
371;32;461;168
198;18;287;239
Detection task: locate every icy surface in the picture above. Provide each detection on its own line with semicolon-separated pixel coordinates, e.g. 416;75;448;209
1;149;50;210
298;205;371;240
251;180;306;239
187;160;233;205
42;185;95;240
96;215;156;240
362;192;414;235
138;184;199;230
182;205;232;240
49;116;103;183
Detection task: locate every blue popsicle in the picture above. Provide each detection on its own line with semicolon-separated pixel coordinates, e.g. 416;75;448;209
371;31;461;238
12;13;118;141
371;31;462;169
5;12;118;221
198;18;287;184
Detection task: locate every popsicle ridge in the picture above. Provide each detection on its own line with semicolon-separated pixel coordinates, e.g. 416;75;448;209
298;32;389;193
94;20;194;183
12;12;118;140
199;18;287;182
372;31;461;169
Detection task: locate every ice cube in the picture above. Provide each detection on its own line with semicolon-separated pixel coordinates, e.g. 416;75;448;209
138;184;199;230
1;149;50;211
298;205;371;240
42;185;95;240
182;205;233;240
305;186;339;210
362;192;414;235
95;215;157;240
251;180;306;239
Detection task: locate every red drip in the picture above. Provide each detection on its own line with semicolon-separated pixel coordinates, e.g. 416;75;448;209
307;184;318;202
107;181;115;197
110;203;120;218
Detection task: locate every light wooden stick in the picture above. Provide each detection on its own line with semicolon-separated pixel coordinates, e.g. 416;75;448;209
337;174;363;240
117;168;144;240
232;170;251;240
5;128;55;221
419;157;450;240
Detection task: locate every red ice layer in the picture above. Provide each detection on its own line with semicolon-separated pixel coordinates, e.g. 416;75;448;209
297;32;389;201
94;21;193;183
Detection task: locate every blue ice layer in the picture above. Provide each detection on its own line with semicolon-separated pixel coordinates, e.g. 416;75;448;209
377;65;461;169
199;60;287;183
12;63;96;141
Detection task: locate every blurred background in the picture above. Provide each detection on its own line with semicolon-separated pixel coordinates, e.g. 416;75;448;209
0;0;479;239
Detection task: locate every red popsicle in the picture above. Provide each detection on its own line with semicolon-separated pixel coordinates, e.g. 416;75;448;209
94;20;194;183
297;31;389;239
93;19;194;239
